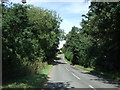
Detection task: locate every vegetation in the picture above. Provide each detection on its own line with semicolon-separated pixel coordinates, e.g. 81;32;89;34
2;2;62;85
2;65;52;88
62;2;120;81
2;1;120;88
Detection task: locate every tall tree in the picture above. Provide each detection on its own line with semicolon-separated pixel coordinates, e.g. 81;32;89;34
2;3;62;82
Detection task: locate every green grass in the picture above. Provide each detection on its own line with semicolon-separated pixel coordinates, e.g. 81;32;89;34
74;65;93;72
75;62;120;81
65;57;120;81
65;58;93;72
40;65;53;75
64;58;72;65
2;65;53;88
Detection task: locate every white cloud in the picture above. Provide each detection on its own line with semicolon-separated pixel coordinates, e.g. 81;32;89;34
60;19;72;34
60;18;82;34
58;40;66;49
59;3;89;14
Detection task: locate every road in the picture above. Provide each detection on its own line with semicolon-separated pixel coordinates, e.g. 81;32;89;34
44;54;120;89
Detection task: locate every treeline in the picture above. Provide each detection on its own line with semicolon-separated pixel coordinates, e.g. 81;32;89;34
2;3;62;82
62;2;120;73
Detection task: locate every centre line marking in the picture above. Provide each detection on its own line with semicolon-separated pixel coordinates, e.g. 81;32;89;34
71;73;81;80
65;67;70;71
65;67;80;80
89;85;96;90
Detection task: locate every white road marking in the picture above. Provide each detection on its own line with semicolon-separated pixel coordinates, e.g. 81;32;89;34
65;67;70;71
71;73;81;80
65;67;81;80
89;85;96;90
66;67;95;89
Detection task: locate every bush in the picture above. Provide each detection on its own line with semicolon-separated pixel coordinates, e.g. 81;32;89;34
65;52;73;61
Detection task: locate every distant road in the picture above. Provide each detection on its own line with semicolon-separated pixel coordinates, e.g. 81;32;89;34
44;54;120;89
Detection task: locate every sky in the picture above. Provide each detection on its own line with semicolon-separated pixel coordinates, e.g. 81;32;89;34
8;0;91;49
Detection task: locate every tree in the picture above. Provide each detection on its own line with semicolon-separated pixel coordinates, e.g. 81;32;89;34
63;2;120;73
2;3;62;82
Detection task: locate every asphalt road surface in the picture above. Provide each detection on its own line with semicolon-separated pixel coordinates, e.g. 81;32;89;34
44;54;120;89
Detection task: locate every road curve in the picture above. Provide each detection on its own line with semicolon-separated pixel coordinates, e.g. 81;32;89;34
44;54;120;89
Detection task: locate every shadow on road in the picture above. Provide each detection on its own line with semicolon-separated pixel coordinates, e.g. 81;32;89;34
52;56;66;65
52;61;66;65
67;63;120;88
80;71;120;88
90;77;120;88
54;57;62;60
45;54;120;88
43;55;75;88
44;81;74;88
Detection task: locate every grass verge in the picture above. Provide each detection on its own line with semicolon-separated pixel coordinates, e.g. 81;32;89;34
74;65;93;72
64;58;72;65
65;57;120;81
64;58;93;72
2;65;53;88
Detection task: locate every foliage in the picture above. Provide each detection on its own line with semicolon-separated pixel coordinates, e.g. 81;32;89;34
2;65;53;88
2;3;62;83
63;2;120;73
65;52;73;62
63;26;94;67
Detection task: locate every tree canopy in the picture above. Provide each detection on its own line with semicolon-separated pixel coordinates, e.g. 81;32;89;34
63;2;120;73
2;3;62;82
